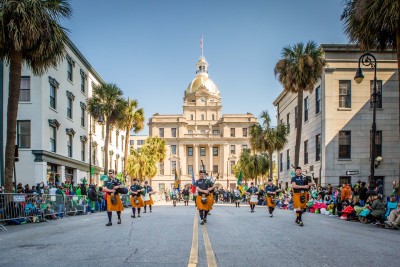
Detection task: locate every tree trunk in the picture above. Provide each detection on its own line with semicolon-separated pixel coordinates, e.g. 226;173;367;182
294;89;304;168
104;120;110;174
124;127;129;175
4;50;22;192
269;150;273;180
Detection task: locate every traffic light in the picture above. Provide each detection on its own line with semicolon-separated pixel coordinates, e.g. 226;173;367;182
14;145;19;162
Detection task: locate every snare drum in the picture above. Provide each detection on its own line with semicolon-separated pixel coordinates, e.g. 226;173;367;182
250;195;258;204
144;193;150;201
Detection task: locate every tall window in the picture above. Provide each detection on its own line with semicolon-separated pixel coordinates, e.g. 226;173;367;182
190;114;194;120
286;149;290;170
137;140;144;145
81;141;85;161
316;134;321;161
316;86;321;114
279;152;283;172
213;147;218;156
201;114;205;120
19;76;30;102
304;140;309;165
130;140;134;146
171;145;177;155
171;128;177;137
187;147;193;156
295;106;298;128
50;126;56;152
80;70;86;93
230;128;235;137
212;114;215;120
230;145;236;154
370;80;382;108
200;147;206;156
339;131;351;159
67;98;73;119
213;165;218;174
116;132;119;148
242;145;248;151
242;128;248;137
81;107;85;127
17;121;31;148
67;135;73;157
304;97;309;122
230;161;235;174
159;162;164;175
188;165;193;175
286;113;290;134
171;161;176;174
67;58;73;81
371;131;383;158
159;128;164;137
50;83;56;109
339;80;351;108
92;146;97;165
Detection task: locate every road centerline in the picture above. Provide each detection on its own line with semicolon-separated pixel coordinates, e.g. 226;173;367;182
202;223;217;267
188;211;198;267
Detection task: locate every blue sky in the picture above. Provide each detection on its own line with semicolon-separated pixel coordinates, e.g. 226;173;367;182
63;0;348;134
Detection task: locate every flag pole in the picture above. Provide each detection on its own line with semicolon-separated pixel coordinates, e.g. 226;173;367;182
201;35;203;57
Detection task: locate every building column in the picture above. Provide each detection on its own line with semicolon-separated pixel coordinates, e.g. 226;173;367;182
57;165;65;184
208;145;213;175
178;144;185;178
193;144;198;175
223;144;229;178
34;162;47;184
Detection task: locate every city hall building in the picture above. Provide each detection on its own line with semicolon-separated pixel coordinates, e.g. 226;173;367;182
148;56;257;192
273;44;399;195
1;39;125;187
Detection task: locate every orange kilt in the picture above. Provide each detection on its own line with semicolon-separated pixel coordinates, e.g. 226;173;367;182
266;195;276;208
107;194;124;212
209;193;214;210
144;195;154;205
196;195;212;211
293;192;307;210
130;195;144;208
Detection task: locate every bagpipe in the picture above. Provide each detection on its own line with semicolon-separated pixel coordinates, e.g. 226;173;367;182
201;160;215;188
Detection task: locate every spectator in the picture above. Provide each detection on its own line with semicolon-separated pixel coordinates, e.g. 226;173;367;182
391;180;399;199
364;194;385;223
359;182;368;206
341;183;352;205
375;179;383;196
385;202;400;229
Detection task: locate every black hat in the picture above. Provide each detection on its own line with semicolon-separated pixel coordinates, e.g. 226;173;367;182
268;178;272;182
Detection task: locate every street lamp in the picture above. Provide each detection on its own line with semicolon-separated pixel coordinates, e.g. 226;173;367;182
89;107;103;184
354;52;378;183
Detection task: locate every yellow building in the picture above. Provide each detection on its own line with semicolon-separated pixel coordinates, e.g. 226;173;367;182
148;56;257;192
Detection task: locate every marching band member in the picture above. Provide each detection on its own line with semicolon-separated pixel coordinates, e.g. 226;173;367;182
291;166;310;226
246;182;258;213
195;170;213;225
182;185;190;206
233;186;241;208
265;178;279;217
205;174;215;213
130;179;144;218
143;181;154;213
103;169;123;226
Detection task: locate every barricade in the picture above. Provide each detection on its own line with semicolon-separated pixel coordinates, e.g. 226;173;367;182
40;193;65;219
64;195;89;216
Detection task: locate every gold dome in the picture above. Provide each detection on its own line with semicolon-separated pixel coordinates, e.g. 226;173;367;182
185;56;220;95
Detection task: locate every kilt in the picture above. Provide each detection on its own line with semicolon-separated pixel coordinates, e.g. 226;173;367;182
196;195;212;211
107;194;124;212
145;195;154;205
131;195;144;208
293;192;307;209
183;195;189;201
209;193;214;210
266;195;276;208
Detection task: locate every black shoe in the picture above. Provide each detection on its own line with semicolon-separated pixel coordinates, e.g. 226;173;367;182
150;210;152;212
295;219;300;224
131;215;135;218
200;220;204;225
106;222;112;226
204;218;207;223
208;212;211;215
299;221;304;226
143;211;147;213
138;214;141;217
117;219;121;224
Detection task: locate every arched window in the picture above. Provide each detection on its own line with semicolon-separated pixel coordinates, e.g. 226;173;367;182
201;114;205;120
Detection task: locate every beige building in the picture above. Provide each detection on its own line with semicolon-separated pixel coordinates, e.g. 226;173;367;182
273;44;399;195
148;56;257;192
129;134;148;153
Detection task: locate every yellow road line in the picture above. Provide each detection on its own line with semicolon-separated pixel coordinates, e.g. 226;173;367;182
202;224;217;267
188;211;198;267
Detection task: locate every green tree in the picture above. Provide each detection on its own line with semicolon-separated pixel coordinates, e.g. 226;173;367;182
141;136;167;163
116;98;144;175
234;149;268;185
249;111;287;181
87;83;125;174
341;0;400;125
274;41;325;167
0;0;71;192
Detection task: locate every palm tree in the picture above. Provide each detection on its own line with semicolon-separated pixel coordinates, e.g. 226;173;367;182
87;83;125;174
141;136;167;163
116;98;144;176
235;149;268;185
341;0;400;126
274;42;325;167
126;149;157;182
0;0;71;192
249;111;287;180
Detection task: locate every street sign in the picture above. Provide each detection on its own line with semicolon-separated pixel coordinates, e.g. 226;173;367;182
346;170;359;175
100;174;108;181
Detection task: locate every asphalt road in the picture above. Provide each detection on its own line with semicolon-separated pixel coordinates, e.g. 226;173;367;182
0;202;399;267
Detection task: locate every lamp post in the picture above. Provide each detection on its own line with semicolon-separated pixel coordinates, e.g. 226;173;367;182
354;52;378;183
89;107;102;184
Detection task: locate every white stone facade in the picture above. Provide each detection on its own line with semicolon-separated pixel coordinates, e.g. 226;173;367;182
273;44;399;195
1;39;125;187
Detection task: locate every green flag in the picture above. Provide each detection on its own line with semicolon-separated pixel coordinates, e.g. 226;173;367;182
237;170;243;185
90;166;95;176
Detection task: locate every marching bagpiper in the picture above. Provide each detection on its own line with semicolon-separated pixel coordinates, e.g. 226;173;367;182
246;182;259;213
130;179;144;218
143;181;154;213
265;178;279;217
195;170;213;225
291;167;311;226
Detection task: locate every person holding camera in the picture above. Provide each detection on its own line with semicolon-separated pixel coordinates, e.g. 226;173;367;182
103;169;123;226
130;179;144;218
291;166;311;226
196;170;212;225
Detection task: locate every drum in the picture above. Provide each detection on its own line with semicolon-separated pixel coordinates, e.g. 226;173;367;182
144;193;150;201
250;195;258;204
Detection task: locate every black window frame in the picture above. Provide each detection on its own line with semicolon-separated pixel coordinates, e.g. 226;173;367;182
50;83;56;109
316;86;321;114
171;128;177;137
19;76;31;102
213;147;218;156
339;80;351;108
304;97;309;122
188;147;193;156
67;134;73;157
200;147;206;156
171;145;177;155
159;128;164;137
339;131;351;159
230;128;235;137
316;134;321;161
304;140;308;165
286;113;290;134
286;149;290;170
17;120;31;148
50;126;56;152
